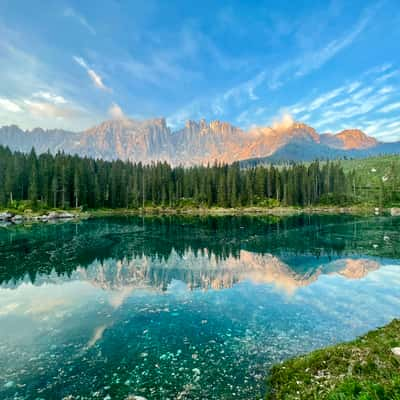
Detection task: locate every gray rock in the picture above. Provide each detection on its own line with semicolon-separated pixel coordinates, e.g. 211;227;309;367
48;212;60;219
58;212;74;219
391;347;400;357
0;212;13;220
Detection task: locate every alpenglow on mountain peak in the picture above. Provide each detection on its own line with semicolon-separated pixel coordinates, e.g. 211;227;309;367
0;117;398;165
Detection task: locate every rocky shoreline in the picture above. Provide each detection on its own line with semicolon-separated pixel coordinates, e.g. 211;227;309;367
0;206;399;226
0;210;80;225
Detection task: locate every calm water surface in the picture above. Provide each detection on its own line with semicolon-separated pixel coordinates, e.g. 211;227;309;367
0;215;399;399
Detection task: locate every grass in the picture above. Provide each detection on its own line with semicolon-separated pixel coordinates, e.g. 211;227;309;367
266;319;400;400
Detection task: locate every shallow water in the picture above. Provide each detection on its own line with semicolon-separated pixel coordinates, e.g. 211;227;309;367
0;215;399;399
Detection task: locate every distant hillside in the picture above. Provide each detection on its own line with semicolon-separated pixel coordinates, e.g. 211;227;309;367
0;118;399;165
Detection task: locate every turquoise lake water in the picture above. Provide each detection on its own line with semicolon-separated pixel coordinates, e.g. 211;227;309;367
0;215;399;399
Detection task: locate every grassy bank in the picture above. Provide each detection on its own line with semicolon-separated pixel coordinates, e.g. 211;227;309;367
266;319;400;400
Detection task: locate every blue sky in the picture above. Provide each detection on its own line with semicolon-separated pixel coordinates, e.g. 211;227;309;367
0;0;400;141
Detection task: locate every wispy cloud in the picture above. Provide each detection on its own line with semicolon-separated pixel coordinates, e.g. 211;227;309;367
0;98;22;113
33;91;67;104
23;100;82;119
378;86;394;94
63;7;96;35
168;3;381;128
73;56;109;91
294;8;373;78
114;23;240;91
379;102;400;113
311;90;390;128
264;3;379;90
282;62;400;141
376;69;400;82
307;87;346;111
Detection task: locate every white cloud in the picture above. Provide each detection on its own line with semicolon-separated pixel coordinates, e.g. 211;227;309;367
386;121;400;129
308;87;345;111
266;4;377;89
350;86;374;101
366;63;392;76
108;103;125;119
347;81;362;93
24;100;81;119
331;98;351;108
376;70;399;83
379;102;400;113
73;56;109;91
378;86;394;95
299;113;311;121
170;3;380;126
272;113;294;130
295;11;372;78
33;91;67;104
371;126;400;141
0;97;22;112
63;7;96;35
315;92;390;127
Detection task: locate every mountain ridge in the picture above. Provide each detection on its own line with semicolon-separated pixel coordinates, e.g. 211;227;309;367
0;117;398;165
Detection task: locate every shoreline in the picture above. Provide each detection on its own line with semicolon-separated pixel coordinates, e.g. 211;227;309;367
265;319;400;399
0;205;397;225
87;205;391;217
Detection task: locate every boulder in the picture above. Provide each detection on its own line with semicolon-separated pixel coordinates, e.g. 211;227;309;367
58;212;74;219
47;212;60;219
0;212;13;220
391;347;400;357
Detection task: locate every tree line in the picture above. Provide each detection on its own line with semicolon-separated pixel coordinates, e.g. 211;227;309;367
0;145;371;210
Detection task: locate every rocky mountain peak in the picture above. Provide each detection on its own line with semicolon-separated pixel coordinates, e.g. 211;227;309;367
336;129;378;149
321;129;378;150
0;117;395;165
281;122;320;142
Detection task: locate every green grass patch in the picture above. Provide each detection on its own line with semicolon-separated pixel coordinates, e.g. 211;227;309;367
266;319;400;400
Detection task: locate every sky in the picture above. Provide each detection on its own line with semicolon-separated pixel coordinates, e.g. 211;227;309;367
0;0;400;141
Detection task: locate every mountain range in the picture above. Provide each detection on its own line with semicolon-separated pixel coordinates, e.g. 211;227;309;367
0;117;399;165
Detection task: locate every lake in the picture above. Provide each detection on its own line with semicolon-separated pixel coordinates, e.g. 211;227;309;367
0;215;399;399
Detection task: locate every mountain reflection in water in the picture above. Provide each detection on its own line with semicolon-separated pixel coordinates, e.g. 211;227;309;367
1;214;399;291
0;215;399;400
